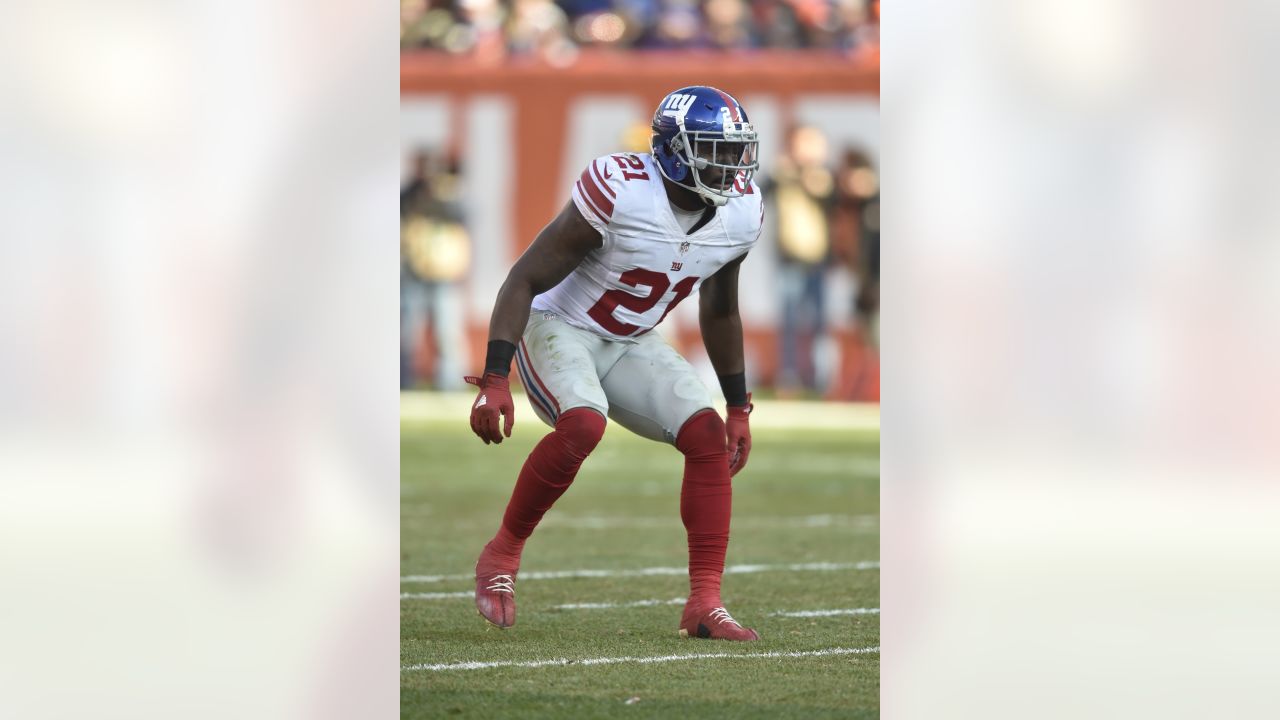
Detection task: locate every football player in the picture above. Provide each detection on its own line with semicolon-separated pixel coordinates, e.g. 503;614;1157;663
465;86;763;641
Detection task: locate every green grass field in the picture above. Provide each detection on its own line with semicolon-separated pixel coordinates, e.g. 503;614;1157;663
401;393;880;719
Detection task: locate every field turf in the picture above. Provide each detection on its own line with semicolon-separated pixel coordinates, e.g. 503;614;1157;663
401;393;880;718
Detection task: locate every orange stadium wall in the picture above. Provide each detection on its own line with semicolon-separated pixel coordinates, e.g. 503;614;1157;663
401;52;879;399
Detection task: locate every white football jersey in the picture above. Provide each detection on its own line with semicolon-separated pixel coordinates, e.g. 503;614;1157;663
532;152;763;340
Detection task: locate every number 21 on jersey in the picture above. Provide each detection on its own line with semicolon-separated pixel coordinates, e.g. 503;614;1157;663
611;154;649;182
587;269;698;336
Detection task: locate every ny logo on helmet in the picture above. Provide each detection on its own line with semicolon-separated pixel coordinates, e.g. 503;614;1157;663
661;93;696;121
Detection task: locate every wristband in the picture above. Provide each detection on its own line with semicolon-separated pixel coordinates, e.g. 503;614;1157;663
718;372;749;407
484;340;517;377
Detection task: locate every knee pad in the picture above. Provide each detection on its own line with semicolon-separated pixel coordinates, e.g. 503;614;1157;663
553;408;607;460
675;410;727;461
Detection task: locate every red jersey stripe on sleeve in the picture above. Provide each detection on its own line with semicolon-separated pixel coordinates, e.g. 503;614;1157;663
590;161;616;199
575;180;609;226
578;168;615;218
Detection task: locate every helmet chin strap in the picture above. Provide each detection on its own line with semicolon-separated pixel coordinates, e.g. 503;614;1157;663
674;170;726;208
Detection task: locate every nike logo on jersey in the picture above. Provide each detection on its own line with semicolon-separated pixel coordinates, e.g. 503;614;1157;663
475;394;488;409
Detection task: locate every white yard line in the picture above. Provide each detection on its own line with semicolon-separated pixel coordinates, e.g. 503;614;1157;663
403;646;880;672
401;560;878;584
399;595;881;620
772;608;881;617
551;597;687;610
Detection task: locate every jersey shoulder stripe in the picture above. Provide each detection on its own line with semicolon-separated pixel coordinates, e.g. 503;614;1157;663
578;166;614;218
590;162;616;199
574;180;610;225
568;154;641;239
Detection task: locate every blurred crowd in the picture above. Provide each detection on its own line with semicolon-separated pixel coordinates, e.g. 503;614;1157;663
401;0;879;62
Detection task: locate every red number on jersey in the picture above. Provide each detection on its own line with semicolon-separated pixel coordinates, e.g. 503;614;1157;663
587;270;700;336
654;276;699;327
612;154;649;182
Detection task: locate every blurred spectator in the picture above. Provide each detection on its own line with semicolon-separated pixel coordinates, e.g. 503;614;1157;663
507;0;578;64
831;146;879;348
401;0;881;57
840;0;880;63
704;0;752;49
763;125;835;396
460;0;509;63
401;150;472;390
823;146;879;402
640;0;708;48
400;0;506;60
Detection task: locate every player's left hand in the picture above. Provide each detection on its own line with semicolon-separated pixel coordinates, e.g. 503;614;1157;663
725;395;753;476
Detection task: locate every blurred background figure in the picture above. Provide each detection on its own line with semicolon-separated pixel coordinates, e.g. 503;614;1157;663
703;0;752;49
838;147;879;348
400;149;472;390
506;0;578;65
642;0;709;48
764;125;834;397
826;145;880;401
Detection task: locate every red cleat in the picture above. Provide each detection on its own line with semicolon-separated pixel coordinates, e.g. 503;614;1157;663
678;603;760;641
474;546;518;628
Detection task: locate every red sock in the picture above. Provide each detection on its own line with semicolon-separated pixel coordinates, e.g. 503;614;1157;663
483;408;606;568
675;410;733;608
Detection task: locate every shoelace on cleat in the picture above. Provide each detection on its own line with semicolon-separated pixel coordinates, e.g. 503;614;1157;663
485;574;515;595
708;607;742;628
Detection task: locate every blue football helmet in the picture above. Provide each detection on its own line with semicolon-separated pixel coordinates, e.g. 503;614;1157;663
651;86;759;207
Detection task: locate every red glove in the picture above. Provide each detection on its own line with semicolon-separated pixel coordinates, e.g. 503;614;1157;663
726;394;753;477
464;372;515;445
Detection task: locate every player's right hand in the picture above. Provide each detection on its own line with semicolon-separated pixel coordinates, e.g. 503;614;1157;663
464;373;515;444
